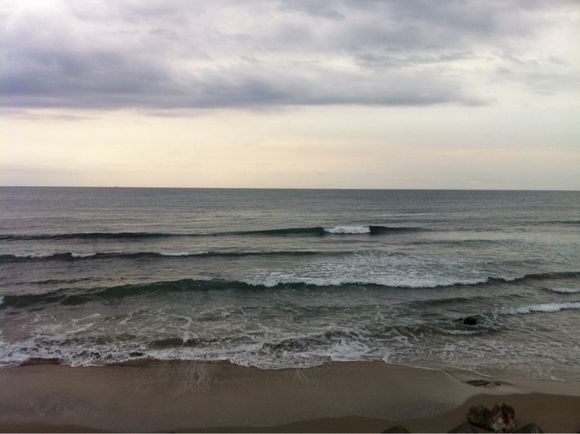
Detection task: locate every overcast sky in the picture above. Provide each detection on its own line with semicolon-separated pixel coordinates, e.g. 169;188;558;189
1;0;579;189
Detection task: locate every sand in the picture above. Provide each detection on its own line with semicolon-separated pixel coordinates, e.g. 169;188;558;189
0;360;579;432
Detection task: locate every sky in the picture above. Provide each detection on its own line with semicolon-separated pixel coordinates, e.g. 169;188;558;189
1;0;579;189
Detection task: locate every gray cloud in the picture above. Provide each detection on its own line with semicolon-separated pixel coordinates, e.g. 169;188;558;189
0;0;578;111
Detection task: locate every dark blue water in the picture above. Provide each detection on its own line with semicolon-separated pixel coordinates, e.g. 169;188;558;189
1;187;579;379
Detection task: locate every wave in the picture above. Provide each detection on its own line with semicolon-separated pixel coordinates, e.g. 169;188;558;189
0;322;494;369
223;225;424;236
543;219;580;225
325;226;371;234
547;287;580;294
2;270;579;310
0;250;324;263
0;232;178;241
498;302;580;315
407;295;495;308
0;225;425;241
410;239;501;247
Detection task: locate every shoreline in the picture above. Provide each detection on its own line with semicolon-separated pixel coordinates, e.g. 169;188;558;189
1;360;579;432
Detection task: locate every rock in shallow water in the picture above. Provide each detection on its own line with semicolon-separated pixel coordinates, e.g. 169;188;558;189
467;403;516;432
463;316;479;326
454;315;480;326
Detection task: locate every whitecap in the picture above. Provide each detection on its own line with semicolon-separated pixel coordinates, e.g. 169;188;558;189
14;252;53;258
71;252;96;258
548;287;580;294
159;251;209;257
324;226;370;234
498;302;580;315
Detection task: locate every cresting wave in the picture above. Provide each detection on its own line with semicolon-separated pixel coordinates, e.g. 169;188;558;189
2;271;579;310
545;219;580;225
0;225;424;241
547;287;580;294
0;250;325;263
497;302;580;315
0;232;177;241
324;226;373;234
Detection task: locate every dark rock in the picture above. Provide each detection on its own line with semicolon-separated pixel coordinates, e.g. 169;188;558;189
514;423;543;433
467;405;493;429
467;403;515;432
463;316;479;325
449;422;479;432
454;315;480;326
466;379;501;388
382;425;411;433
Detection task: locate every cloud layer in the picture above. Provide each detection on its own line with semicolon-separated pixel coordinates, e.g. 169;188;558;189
1;0;579;110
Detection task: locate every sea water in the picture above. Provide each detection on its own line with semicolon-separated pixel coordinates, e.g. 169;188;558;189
0;187;579;380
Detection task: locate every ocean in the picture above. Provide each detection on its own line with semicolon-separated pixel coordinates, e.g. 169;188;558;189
0;187;579;380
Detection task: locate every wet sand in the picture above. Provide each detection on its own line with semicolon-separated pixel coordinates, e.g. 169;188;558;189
0;361;579;432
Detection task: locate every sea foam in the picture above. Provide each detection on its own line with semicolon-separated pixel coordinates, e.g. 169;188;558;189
71;252;97;258
14;252;53;258
324;226;371;234
498;302;580;315
548;287;580;294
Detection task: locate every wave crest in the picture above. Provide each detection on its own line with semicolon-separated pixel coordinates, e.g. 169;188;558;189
547;287;580;294
498;302;580;315
324;226;370;234
0;225;425;241
0;250;323;263
2;271;579;310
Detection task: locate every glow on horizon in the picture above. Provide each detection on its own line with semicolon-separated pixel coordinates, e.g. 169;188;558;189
1;1;579;190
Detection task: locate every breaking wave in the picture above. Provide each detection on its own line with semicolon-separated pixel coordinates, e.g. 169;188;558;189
498;302;580;315
0;232;178;241
221;225;423;236
0;320;498;369
0;225;425;241
0;250;324;263
547;287;580;294
2;271;579;310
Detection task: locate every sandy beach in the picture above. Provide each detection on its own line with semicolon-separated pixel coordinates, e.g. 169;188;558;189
0;360;578;432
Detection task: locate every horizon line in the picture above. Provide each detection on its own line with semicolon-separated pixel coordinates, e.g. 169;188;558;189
1;185;579;193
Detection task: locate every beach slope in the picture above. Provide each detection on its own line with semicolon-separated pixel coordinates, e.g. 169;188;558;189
0;361;579;432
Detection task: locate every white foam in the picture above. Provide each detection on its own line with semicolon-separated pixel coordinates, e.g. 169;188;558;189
256;277;492;288
71;313;102;323
71;252;96;258
440;329;482;336
14;252;53;258
548;287;580;294
5;252;94;259
324;226;370;234
160;251;207;257
498;302;580;315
